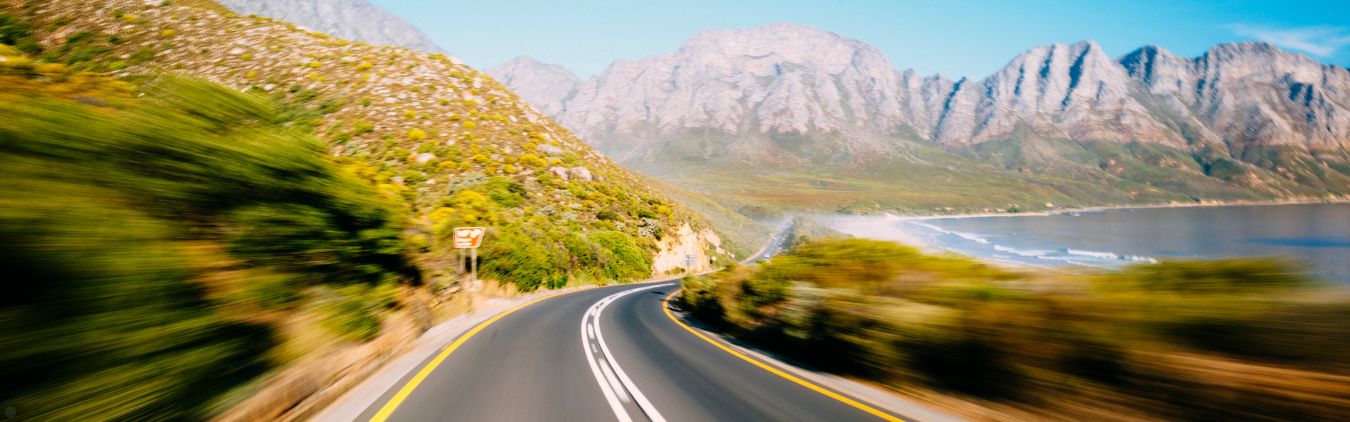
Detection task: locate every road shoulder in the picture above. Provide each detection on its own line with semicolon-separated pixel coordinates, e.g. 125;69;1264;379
665;299;966;422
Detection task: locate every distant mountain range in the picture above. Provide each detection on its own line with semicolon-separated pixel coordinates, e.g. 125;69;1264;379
217;0;444;53
489;24;1350;211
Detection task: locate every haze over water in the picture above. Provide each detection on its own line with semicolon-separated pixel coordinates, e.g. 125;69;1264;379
829;203;1350;282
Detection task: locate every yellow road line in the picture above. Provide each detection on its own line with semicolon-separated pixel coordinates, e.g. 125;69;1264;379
661;290;906;422
369;290;578;422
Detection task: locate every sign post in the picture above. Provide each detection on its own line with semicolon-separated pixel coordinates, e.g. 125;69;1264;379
453;227;486;281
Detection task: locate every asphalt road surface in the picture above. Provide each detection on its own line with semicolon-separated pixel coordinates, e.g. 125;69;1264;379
358;280;907;421
358;219;908;421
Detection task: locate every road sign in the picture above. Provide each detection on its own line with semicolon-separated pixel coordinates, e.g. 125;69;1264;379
453;227;486;249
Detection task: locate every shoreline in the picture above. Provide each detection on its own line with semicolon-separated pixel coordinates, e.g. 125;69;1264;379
888;198;1350;222
823;198;1350;274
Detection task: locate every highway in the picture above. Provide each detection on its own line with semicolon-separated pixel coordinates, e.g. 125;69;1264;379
747;217;794;263
357;218;909;421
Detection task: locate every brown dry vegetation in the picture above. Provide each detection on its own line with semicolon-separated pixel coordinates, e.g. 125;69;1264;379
680;237;1350;421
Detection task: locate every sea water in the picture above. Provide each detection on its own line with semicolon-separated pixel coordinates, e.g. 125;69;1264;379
831;203;1350;282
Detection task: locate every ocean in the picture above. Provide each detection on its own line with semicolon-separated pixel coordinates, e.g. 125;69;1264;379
824;203;1350;282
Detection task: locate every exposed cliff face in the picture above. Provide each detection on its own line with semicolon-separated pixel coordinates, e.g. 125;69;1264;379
216;0;444;53
556;24;917;162
1121;43;1350;151
652;224;725;275
535;32;1350;155
934;41;1186;147
494;24;1350;204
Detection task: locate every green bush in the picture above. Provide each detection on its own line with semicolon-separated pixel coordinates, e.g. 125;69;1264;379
678;275;725;323
0;14;34;47
0;71;413;419
1105;258;1311;293
590;231;651;281
480;228;567;291
483;176;526;207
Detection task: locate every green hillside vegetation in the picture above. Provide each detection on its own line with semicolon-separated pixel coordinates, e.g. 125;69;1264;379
2;0;728;292
680;238;1350;420
0;48;414;419
636;175;772;259
627;131;1135;214
962;131;1350;201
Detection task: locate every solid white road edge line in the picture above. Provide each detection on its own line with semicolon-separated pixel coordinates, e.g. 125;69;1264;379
583;283;672;422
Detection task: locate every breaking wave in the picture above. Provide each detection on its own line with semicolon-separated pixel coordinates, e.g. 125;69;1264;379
906;221;1156;266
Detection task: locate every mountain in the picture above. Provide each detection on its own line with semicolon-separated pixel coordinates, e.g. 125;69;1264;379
486;56;580;116
558;24;914;163
497;24;1350;211
933;40;1182;146
11;0;734;286
216;0;444;53
1121;43;1350;150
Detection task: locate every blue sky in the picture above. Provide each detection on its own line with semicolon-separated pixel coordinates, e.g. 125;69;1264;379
371;0;1350;79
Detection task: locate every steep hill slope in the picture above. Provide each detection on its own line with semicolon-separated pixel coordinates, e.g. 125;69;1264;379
216;0;443;53
0;43;421;420
499;24;1350;212
4;0;729;287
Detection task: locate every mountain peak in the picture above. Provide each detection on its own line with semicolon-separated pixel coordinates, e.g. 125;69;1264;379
216;0;445;53
490;56;580;82
1206;41;1283;55
485;57;580;116
685;22;846;44
1020;40;1106;58
676;23;888;73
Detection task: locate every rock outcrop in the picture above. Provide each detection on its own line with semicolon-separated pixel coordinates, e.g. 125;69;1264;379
652;224;725;274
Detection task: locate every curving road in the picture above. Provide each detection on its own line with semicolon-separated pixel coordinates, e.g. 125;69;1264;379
357;280;906;421
355;219;911;421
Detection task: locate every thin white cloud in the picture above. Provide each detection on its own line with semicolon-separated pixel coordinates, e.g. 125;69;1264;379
1228;24;1350;57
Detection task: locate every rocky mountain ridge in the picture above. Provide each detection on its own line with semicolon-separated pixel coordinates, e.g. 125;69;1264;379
494;24;1350;206
216;0;444;53
486;56;579;116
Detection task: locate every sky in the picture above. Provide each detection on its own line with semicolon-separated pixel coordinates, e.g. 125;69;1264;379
371;0;1350;79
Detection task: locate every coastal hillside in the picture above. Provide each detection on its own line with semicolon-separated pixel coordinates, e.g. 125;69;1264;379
493;24;1350;213
2;0;732;288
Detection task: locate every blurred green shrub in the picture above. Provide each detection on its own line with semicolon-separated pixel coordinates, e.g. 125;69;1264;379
679;238;1345;418
1101;258;1312;293
0;63;413;419
480;227;568;291
319;283;398;342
